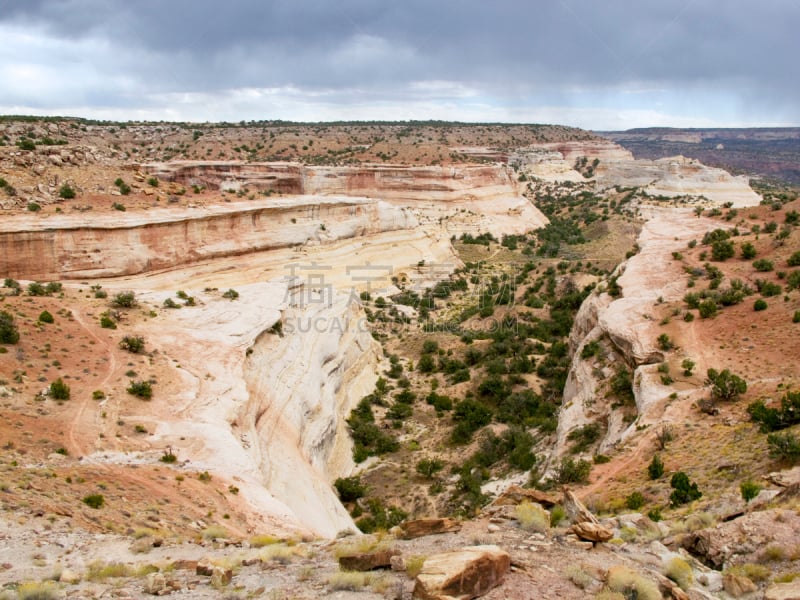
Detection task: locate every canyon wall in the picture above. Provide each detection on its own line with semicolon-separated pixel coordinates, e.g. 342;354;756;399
0;196;416;280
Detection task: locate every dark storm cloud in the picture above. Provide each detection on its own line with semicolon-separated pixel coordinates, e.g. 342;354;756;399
0;0;797;124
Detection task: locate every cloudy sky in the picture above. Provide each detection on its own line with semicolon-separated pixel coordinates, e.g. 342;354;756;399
0;0;796;130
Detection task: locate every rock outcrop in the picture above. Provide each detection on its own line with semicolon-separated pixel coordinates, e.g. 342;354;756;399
413;545;510;600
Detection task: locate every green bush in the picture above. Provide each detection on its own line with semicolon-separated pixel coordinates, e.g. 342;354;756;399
647;454;664;479
753;259;774;272
556;457;592;484
740;480;761;503
27;201;41;212
222;288;239;300
657;333;673;351
333;476;367;502
50;378;70;400
706;368;747;402
788;251;800;267
147;177;159;187
16;138;36;151
740;242;757;259
83;494;105;509
59;184;76;199
416;458;444;479
754;299;767;311
669;472;702;506
625;491;645;510
112;202;126;211
119;335;145;353
711;240;735;261
127;380;153;399
747;391;800;432
698;299;718;318
111;291;137;308
767;432;800;463
99;312;117;329
38;310;54;323
567;423;601;453
0;310;20;344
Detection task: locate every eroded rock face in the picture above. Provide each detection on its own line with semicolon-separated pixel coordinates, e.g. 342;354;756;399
413;545;510;600
765;581;800;600
400;518;463;540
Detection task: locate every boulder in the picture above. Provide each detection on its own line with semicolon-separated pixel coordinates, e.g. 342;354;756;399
413;545;510;600
400;518;462;539
195;558;215;576
59;568;81;584
210;565;232;587
723;573;758;597
765;581;800;600
144;572;180;596
571;521;613;543
563;488;599;525
491;485;558;508
338;548;400;571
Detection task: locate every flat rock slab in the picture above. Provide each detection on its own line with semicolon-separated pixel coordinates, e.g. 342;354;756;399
491;485;558;508
413;544;510;600
400;518;462;539
338;548;400;571
571;521;613;543
766;581;800;600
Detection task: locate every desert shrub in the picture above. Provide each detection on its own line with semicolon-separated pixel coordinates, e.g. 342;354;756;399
740;242;757;259
58;184;76;199
767;432;800;463
49;378;70;400
647;454;664;479
670;472;702;506
450;399;492;444
334;476;367;502
160;448;177;463
754;299;767;311
37;310;54;324
82;494;104;509
127;380;153;399
417;353;436;373
550;504;566;527
740;480;761;503
625;491;645;510
27;201;41;212
664;556;694;590
0;311;20;344
147;177;159;187
711;239;734;261
788;251;800;267
99;312;117;329
516;501;549;532
726;563;770;582
698;299;718;318
163;297;180;309
706;368;747;402
16;581;60;600
111;291;137;308
657;333;673;351
681;358;695;376
747;391;800;432
606;566;661;600
222;288;239;300
416;458;444;479
119;335;145;353
556;457;592;484
328;570;372;591
753;258;774;272
568;423;601;453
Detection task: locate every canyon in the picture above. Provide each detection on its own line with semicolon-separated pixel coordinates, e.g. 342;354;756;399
1;120;798;599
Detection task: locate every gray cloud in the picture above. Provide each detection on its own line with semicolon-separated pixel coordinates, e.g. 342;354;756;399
0;0;796;127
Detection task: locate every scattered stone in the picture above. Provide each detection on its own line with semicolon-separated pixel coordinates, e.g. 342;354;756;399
487;524;500;533
413;545;510;600
241;557;262;567
765;581;800;600
491;485;558;508
195;558;215;576
210;565;232;587
144;572;180;596
170;559;197;571
400;518;462;539
390;555;407;571
571;521;613;543
59;568;81;584
338;548;400;571
723;573;758;597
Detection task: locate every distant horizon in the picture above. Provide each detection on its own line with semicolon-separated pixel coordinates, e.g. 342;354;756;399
2;113;799;133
